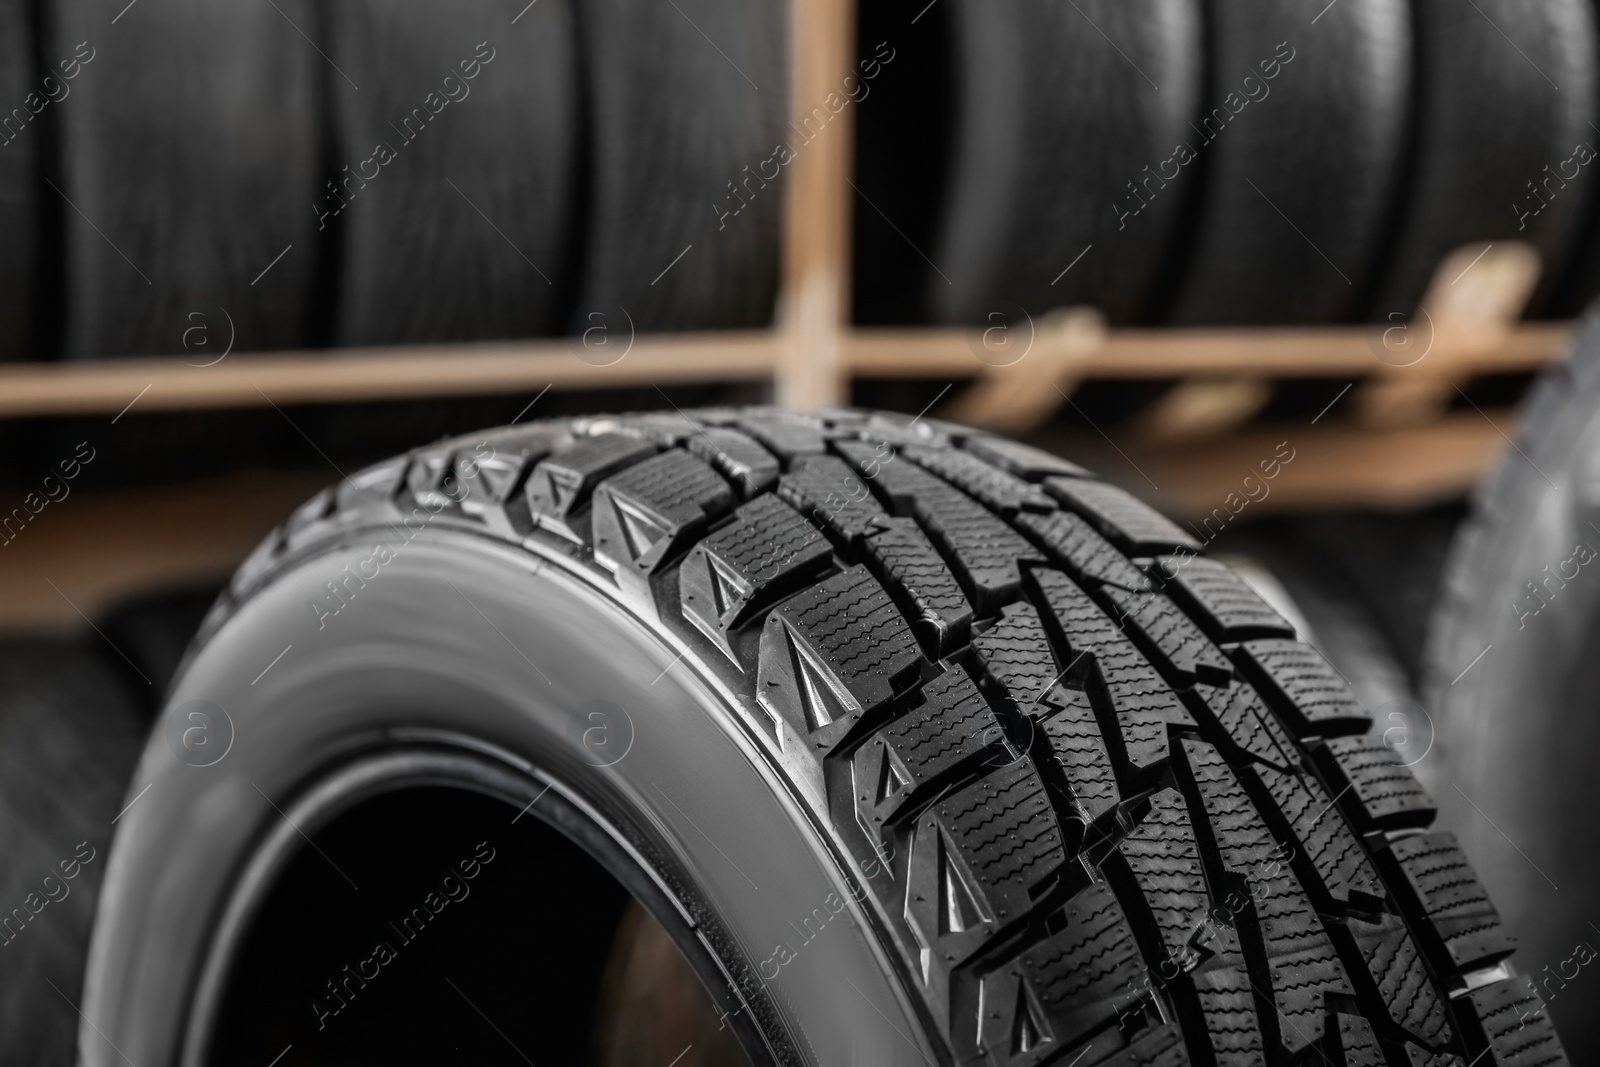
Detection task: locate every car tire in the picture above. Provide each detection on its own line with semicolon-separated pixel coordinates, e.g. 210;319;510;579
85;407;1567;1066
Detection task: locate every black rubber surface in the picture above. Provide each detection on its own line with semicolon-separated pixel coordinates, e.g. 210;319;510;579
327;0;578;345
933;0;1202;327
0;642;147;1067
1169;0;1410;324
0;0;41;359
51;0;323;358
1372;0;1597;318
850;0;952;326
1425;306;1600;1063
576;0;785;331
119;406;1568;1066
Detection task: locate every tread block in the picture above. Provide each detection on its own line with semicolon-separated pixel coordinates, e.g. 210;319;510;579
913;760;1067;932
1031;569;1195;776
1016;511;1152;593
1388;832;1517;972
1042;477;1200;554
972;602;1061;715
1194;683;1299;772
1153;556;1295;641
1116;787;1209;967
232;525;287;597
1330;1012;1385;1067
452;429;561;520
335;457;407;514
1462;978;1567;1067
1192;966;1266;1066
613;412;704;445
1347;915;1455;1049
737;412;829;461
968;884;1145;1063
684;427;780;497
1232;639;1373;739
861;518;972;657
680;494;833;661
591;450;734;584
902;443;1055;515
755;566;922;748
1405;1047;1465;1067
405;450;456;509
1095;1024;1190;1067
1103;587;1235;688
963;435;1090;482
838;440;1042;615
859;411;951;449
287;487;336;535
1036;685;1121;825
525;432;659;540
853;670;1000;841
777;455;889;544
1317;737;1436;832
1178;740;1352;1057
1244;763;1385;911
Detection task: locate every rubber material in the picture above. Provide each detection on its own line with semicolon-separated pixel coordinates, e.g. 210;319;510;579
1425;306;1600;1063
576;0;785;331
94;407;1564;1065
1372;0;1596;318
932;0;1202;326
0;642;147;1067
849;0;952;325
327;0;578;344
1169;0;1409;324
51;0;322;358
0;0;40;359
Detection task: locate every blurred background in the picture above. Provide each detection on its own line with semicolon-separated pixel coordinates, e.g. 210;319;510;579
3;0;1600;1060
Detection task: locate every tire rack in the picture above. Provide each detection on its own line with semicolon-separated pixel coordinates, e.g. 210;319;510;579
0;0;1569;630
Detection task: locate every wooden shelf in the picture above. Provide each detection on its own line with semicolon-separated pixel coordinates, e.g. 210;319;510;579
847;322;1571;377
0;320;1569;419
0;333;781;418
0;0;1568;519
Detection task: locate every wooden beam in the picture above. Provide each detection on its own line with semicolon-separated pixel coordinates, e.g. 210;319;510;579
1357;242;1542;427
0;333;781;417
943;308;1107;432
1078;410;1515;518
846;322;1571;378
775;0;856;410
1129;376;1275;447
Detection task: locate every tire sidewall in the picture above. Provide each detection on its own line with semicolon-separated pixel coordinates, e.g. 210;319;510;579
82;527;931;1067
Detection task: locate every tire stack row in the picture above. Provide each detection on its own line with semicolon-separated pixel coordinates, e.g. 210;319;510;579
856;0;1600;327
0;0;788;361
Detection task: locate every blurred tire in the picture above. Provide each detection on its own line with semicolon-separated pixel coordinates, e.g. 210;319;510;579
328;0;579;345
1372;0;1596;317
1425;306;1600;1062
576;0;786;331
0;642;147;1066
51;0;323;358
1168;0;1409;324
932;0;1202;327
0;0;42;360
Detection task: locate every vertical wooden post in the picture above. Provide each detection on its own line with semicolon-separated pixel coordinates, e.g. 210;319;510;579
776;0;856;410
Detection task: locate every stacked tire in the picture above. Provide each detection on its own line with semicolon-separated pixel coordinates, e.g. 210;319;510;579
857;0;1600;326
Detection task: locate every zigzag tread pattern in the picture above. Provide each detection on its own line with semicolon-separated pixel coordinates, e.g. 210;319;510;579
837;439;1041;615
1115;787;1209;966
1388;831;1516;971
234;407;1546;1067
1179;740;1351;1056
1348;915;1455;1049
